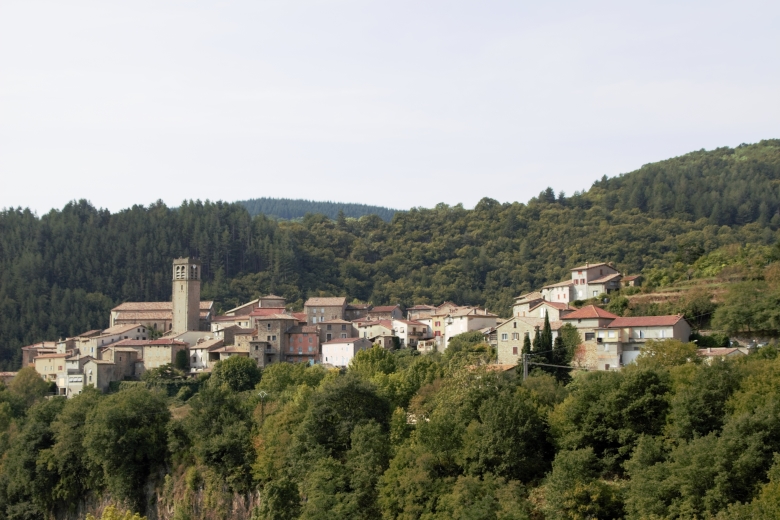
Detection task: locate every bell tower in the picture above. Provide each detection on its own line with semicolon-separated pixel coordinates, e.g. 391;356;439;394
172;257;201;333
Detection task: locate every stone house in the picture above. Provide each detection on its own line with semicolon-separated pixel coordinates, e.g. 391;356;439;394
495;317;563;365
698;347;746;364
83;359;118;393
253;314;298;366
75;324;149;357
357;320;394;342
321;337;373;367
561;305;620;369
109;301;214;332
406;305;436;320
622;275;643;288
345;303;372;321
367;305;403;320
319;319;355;343
304;297;347;325
569;262;621;301
22;341;57;367
512;292;545;317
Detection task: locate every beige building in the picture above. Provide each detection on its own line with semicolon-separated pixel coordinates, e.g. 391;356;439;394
525;301;573;321
367;305;403;320
33;353;68;382
188;338;224;373
392;319;431;347
83;359;116;393
495;317;563;365
304;297;347;325
109;301;214;332
22;341;57;367
406;305;436;320
595;315;692;370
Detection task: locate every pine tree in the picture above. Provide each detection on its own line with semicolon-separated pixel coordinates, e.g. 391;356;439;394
522;334;532;355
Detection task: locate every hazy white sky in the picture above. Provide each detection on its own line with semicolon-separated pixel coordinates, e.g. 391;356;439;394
1;1;779;214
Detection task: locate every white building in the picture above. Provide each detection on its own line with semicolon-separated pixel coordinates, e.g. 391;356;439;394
322;337;373;367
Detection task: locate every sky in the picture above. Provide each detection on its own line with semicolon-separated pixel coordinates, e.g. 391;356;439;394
1;0;779;215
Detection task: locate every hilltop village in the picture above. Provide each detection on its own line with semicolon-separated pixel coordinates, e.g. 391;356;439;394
22;258;734;397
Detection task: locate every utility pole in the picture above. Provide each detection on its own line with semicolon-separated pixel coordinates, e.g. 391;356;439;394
258;390;267;424
523;354;529;380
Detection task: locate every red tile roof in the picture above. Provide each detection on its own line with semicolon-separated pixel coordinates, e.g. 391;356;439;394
698;348;744;357
608;315;686;328
563;305;619;320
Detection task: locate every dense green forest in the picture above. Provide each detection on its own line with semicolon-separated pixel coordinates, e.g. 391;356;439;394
1;139;779;370
1;337;780;519
236;198;396;222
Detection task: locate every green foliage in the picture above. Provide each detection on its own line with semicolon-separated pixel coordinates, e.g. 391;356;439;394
238;197;396;222
83;387;169;511
210;356;262;393
713;281;780;333
9;367;51;408
174;349;189;371
541;448;624;520
85;505;147;520
348;347;397;379
140;363;182;382
635;339;700;369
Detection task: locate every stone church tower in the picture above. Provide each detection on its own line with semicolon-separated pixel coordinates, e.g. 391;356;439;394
172;257;201;333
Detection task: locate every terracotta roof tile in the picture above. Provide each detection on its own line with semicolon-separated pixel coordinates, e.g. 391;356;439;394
562;305;619;320
608;315;685;327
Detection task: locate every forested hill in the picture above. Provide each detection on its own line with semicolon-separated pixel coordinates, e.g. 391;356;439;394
236;197;397;221
1;140;779;369
584;139;780;226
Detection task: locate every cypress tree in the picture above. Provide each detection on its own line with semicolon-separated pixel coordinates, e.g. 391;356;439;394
522;333;532;355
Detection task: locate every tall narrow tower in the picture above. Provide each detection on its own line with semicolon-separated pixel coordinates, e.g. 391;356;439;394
172;257;201;333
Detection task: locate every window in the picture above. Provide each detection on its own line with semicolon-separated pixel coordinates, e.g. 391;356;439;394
605;363;610;370
512;347;518;355
267;336;271;341
585;332;595;341
267;323;271;330
58;365;63;371
512;333;520;340
320;308;324;313
308;337;312;343
272;335;276;341
326;334;332;341
501;333;508;341
327;325;332;331
308;346;313;353
435;331;441;337
435;321;441;327
608;330;616;338
341;324;346;330
341;334;347;338
513;322;517;329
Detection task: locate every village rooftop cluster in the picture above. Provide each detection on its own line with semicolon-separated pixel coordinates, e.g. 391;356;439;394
22;259;744;397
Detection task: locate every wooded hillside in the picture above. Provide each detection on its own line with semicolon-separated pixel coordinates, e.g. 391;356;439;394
1;140;779;369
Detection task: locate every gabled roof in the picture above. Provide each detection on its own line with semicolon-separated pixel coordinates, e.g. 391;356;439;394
224;299;259;314
589;273;623;284
148;339;187;346
498;316;563;331
248;307;287;317
369;305;401;313
608;315;686;328
407;304;436;310
33;353;68;360
260;294;284;299
253;313;297;321
514;291;544;303
189;338;224;350
698;348;745;357
570;262;612;271
112;301;213;311
542;280;574;289
293;313;308;322
448;307;498;318
304;297;347;307
22;342;57;350
623;275;642;281
562;305;619;320
346;303;372;310
529;301;572;312
320;319;352;324
394;319;427;327
102;323;146;335
112;339;149;347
